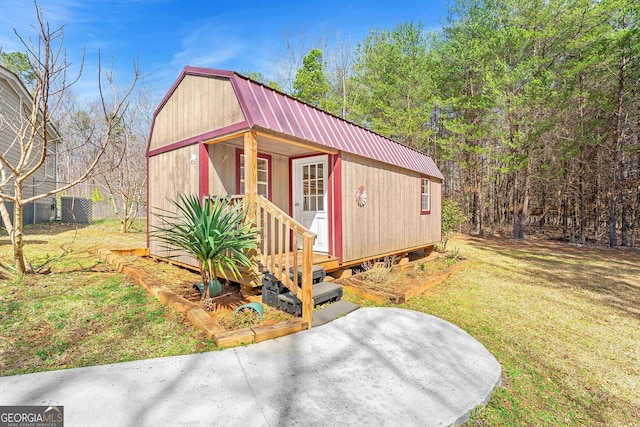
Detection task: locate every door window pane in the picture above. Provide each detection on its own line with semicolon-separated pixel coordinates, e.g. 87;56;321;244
302;161;325;212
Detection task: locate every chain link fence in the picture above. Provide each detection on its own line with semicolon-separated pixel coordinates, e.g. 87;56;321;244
57;182;146;225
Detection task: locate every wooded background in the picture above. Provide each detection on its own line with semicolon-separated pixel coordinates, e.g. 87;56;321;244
3;0;637;246
262;0;639;247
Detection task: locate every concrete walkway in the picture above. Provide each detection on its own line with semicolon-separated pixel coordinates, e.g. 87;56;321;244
0;307;501;426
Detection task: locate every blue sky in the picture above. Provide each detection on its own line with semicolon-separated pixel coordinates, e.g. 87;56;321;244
0;0;450;100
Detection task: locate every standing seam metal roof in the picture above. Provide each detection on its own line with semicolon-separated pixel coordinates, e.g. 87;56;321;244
183;66;444;180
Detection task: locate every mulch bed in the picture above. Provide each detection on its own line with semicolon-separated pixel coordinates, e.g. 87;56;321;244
337;254;469;304
116;254;293;328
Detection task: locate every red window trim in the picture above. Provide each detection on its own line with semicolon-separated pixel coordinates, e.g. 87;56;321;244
420;176;431;215
236;148;273;200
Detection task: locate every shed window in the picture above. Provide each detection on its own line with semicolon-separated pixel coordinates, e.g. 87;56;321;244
421;177;430;214
239;153;270;198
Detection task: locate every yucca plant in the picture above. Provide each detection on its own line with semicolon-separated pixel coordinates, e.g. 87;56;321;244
152;194;258;300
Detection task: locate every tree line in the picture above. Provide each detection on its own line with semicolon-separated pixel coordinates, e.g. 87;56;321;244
2;0;638;253
266;0;639;247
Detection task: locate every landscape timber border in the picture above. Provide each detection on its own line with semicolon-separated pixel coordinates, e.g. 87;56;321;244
99;248;307;348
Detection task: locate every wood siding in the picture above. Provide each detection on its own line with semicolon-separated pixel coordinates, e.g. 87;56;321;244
270;152;289;212
148;75;245;151
0;69;58;200
207;143;235;196
340;152;442;263
148;145;200;267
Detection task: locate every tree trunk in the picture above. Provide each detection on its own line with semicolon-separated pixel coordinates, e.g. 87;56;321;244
608;146;619;246
512;170;520;239
489;172;496;236
121;199;127;233
12;189;27;275
518;160;532;240
475;168;484;236
579;173;586;244
578;73;587;244
621;175;628;246
608;186;618;247
610;46;626;247
201;269;210;300
539;188;546;232
595;151;603;242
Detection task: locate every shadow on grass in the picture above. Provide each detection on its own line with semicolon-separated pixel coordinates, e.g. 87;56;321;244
464;236;640;321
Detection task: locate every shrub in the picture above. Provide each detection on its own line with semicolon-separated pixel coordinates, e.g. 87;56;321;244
440;198;466;251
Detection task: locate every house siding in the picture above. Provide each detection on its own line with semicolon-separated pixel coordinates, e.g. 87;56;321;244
207;143;236;196
340;152;442;263
0;66;58;210
148;144;200;267
148;75;245;151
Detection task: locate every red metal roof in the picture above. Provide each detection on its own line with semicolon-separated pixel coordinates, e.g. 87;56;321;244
182;66;444;180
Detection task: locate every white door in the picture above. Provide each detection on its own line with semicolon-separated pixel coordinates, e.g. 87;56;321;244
292;155;329;253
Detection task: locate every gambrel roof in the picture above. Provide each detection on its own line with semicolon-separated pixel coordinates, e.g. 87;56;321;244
163;66;444;180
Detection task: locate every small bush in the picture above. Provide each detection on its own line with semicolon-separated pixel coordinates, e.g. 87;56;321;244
361;260;392;284
441;198;466;251
446;247;462;266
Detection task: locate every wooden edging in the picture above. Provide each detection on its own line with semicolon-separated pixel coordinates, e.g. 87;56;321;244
402;259;471;300
340;259;472;304
100;249;308;348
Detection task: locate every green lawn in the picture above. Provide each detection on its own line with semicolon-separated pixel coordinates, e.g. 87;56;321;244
0;221;216;375
1;223;639;425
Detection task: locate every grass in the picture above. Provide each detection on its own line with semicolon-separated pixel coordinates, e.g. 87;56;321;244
346;235;640;426
0;220;216;376
2;223;639;425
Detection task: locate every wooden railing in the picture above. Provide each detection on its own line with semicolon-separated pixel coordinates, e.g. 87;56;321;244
255;195;316;327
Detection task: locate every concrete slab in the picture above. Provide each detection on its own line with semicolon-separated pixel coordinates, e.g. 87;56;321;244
0;308;501;426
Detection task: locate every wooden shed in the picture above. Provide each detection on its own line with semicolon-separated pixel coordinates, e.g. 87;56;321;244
147;67;443;320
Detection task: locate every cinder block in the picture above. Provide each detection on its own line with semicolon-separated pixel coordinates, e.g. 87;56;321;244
277;282;343;317
261;287;279;308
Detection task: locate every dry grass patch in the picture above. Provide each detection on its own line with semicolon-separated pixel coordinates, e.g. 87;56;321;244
359;253;461;294
339;251;465;304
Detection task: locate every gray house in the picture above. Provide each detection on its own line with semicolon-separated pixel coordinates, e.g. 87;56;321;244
0;65;58;225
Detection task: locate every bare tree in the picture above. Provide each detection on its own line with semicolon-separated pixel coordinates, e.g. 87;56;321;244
268;28;333;94
0;2;141;276
94;83;151;233
325;31;356;119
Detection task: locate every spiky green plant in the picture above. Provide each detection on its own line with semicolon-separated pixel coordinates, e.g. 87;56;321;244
152;194;258;300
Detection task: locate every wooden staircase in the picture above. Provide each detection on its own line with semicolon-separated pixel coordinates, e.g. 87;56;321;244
254;196;352;326
262;264;340;308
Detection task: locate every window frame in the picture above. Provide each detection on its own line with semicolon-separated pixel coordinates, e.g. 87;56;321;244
420;177;431;215
236;149;272;200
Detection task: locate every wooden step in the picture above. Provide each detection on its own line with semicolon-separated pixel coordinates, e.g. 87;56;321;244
277;282;343;317
312;300;360;327
289;264;326;284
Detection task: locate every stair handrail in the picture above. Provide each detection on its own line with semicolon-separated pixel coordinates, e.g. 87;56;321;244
255;195;316;326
